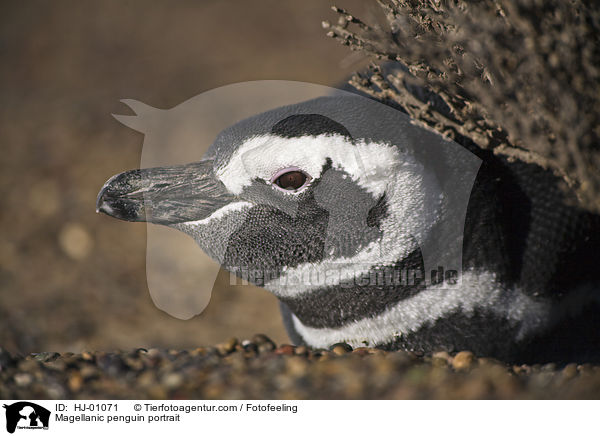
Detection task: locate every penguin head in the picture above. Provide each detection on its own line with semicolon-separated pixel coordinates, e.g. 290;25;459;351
97;96;443;297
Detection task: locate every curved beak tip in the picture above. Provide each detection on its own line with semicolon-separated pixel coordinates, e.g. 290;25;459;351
95;176;143;222
95;200;114;216
95;183;113;215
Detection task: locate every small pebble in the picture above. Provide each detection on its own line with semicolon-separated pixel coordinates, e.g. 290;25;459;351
512;364;530;376
541;363;557;372
216;338;238;355
79;364;98;379
242;342;258;355
275;345;295;356
81;352;94;361
562;363;578;379
577;363;594;373
162;373;183;390
294;346;309;356
68;373;83;392
330;343;353;355
190;347;207;356
14;373;33;387
452;351;475;371
432;351;451;367
252;334;276;353
146;349;162;359
31;352;59;363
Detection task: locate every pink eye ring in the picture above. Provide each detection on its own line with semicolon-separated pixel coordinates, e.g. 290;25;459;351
270;167;311;192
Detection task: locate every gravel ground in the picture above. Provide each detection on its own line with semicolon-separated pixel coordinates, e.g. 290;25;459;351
2;337;600;400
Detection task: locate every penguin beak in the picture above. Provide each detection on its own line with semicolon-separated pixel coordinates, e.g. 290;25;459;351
96;160;236;225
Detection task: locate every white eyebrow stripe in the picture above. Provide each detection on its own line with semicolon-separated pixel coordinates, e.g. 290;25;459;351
215;133;403;197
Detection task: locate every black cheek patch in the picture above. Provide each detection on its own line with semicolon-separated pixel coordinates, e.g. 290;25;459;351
222;195;329;285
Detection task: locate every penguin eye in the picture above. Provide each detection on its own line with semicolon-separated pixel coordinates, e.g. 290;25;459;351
276;171;306;190
271;167;310;192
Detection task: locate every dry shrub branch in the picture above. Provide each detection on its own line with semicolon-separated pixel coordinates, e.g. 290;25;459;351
323;0;600;211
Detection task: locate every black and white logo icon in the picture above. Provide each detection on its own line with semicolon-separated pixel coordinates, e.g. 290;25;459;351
3;402;50;434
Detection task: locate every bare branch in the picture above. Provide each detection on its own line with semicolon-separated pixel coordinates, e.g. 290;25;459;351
325;0;600;212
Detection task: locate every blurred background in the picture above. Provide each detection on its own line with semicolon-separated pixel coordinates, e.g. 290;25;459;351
0;0;370;354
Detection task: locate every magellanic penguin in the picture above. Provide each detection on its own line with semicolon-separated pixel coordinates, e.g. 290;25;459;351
97;94;600;363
